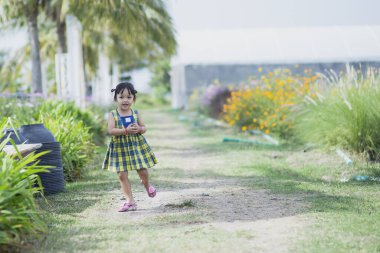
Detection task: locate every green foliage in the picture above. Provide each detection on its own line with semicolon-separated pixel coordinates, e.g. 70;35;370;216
0;98;40;126
0;49;29;93
148;58;171;103
40;111;95;182
0;118;48;250
39;101;106;145
296;68;380;160
189;82;231;119
1;99;106;143
1;100;104;181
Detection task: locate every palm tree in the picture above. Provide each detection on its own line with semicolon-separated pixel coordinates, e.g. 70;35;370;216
44;0;176;69
43;0;67;53
0;0;43;94
1;0;177;96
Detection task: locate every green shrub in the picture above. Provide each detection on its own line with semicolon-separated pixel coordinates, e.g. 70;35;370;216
0;98;40;125
0;118;48;250
40;112;95;181
148;58;171;103
296;68;380;160
189;83;231;119
39;101;106;145
1;100;101;181
1;99;106;145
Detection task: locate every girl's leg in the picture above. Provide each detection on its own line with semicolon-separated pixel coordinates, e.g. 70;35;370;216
118;171;135;204
137;168;156;197
137;168;150;192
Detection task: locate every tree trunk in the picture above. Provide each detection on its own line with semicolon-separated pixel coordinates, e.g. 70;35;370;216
57;20;67;53
55;0;67;53
25;2;43;94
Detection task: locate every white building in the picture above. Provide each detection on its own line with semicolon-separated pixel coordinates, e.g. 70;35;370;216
168;0;380;108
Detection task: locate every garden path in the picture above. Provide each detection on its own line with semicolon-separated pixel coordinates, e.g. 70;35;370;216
40;109;309;253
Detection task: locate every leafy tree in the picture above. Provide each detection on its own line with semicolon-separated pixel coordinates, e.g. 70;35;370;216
81;0;176;77
149;57;171;101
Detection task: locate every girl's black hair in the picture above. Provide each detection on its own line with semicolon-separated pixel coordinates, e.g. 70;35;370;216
111;82;138;101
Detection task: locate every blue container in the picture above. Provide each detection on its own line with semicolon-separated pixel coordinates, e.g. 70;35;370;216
354;175;370;181
20;124;56;143
20;124;64;195
0;129;28;145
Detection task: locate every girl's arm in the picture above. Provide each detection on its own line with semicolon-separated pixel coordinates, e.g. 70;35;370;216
107;112;132;136
137;112;147;134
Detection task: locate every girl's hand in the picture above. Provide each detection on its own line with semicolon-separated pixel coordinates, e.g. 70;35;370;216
127;123;139;134
125;124;135;134
133;124;143;134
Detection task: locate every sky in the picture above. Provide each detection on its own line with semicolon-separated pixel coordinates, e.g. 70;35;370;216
167;0;380;31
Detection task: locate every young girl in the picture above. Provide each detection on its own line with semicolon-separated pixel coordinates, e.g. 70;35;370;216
102;82;157;212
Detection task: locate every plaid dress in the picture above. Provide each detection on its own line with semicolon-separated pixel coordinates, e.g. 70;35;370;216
102;109;157;172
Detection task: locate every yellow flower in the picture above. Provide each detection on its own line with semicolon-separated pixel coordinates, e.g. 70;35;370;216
265;129;270;134
258;67;263;72
242;126;247;131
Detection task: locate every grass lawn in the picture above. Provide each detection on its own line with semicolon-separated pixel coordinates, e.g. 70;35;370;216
33;108;380;253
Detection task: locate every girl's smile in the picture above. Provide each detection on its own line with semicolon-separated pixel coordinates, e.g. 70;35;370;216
117;90;135;112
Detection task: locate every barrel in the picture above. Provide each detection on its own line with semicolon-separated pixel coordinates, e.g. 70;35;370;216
20;123;65;195
0;128;27;145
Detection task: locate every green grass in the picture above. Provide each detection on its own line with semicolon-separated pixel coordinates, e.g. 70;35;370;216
296;70;380;161
32;108;380;253
173;109;380;253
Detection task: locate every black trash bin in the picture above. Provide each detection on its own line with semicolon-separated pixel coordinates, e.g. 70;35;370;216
21;124;65;195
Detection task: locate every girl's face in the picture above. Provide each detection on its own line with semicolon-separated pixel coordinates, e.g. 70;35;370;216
116;89;135;111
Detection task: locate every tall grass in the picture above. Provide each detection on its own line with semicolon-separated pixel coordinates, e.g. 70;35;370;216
0;118;48;251
296;67;380;160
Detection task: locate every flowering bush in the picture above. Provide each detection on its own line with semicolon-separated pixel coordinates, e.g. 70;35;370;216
189;82;231;119
223;68;319;138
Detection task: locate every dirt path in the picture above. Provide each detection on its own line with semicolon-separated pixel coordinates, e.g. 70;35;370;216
41;109;309;253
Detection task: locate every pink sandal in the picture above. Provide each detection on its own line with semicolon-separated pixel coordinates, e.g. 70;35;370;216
118;202;137;212
148;186;156;198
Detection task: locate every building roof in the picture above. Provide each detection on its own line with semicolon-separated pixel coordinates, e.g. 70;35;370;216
172;25;380;65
